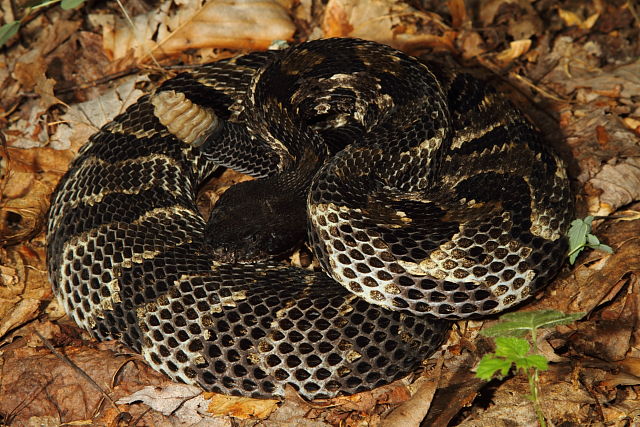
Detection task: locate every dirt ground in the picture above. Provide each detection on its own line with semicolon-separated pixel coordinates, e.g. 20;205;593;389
0;0;639;425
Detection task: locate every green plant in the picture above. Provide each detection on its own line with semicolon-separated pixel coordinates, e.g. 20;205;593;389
476;310;583;427
0;0;85;47
567;216;613;264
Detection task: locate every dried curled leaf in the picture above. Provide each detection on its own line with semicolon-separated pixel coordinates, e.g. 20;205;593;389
558;9;600;29
0;147;74;245
159;0;296;53
93;0;296;61
204;393;279;419
321;0;454;52
588;158;640;216
495;39;532;66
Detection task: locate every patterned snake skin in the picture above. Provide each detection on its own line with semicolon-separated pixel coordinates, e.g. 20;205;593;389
47;38;573;399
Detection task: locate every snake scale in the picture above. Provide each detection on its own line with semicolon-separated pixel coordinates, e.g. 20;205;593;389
47;38;573;399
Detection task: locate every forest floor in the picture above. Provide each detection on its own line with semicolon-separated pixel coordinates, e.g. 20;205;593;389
0;0;639;425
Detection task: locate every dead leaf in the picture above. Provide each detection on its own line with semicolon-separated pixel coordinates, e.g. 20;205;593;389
93;0;296;61
10;16;82;95
558;9;600;29
160;0;296;54
458;30;487;59
89;10;164;62
3;102;51;149
507;14;541;41
381;358;443;426
12;50;49;94
622;117;640;134
421;371;484;426
0;298;41;338
617;357;640;378
117;384;234;425
34;76;64;111
50;75;148;151
321;0;454;52
0;331;172;426
569;277;638;362
204;393;279;419
495;39;532;65
531;219;639;315
479;0;517;26
447;0;469;29
322;0;355;38
0;146;74;245
0;242;53;349
588;157;640;216
457;364;599;426
559;60;640;100
46;31;112;103
267;385;326;425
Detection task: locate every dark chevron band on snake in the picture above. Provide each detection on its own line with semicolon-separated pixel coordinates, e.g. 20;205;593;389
46;38;573;399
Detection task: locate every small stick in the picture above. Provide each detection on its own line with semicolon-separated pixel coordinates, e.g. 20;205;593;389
34;330;121;412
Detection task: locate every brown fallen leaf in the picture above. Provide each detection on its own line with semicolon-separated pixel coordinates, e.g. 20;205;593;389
0;146;74;245
617;357;640;378
569;281;637;362
157;0;296;54
204;392;280;419
320;0;454;52
94;0;296;61
0;298;41;338
622;117;640;134
458;30;488;59
380;357;443;426
0;330;171;426
588;157;640;216
494;39;532;66
558;9;600;30
458;364;599;426
34;75;66;125
531;218;639;315
479;0;525;27
447;0;469;29
8;16;81;115
50;75;148;151
117;384;220;424
0;242;50;336
322;0;355;38
421;371;485;426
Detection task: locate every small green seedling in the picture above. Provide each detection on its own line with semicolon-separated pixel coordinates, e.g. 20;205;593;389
0;0;86;47
567;216;613;264
476;310;583;427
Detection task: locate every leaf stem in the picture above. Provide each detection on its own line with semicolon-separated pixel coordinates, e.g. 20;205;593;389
527;368;546;427
30;0;61;12
566;243;584;259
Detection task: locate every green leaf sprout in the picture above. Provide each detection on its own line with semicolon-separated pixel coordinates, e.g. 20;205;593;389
567;216;613;264
476;310;583;426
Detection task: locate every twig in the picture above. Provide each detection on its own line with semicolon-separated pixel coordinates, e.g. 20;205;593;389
33;330;121;412
509;72;573;104
114;0;163;69
0;379;54;426
54;67;143;95
627;0;640;28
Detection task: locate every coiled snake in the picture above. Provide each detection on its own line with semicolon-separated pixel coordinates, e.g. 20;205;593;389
47;38;573;399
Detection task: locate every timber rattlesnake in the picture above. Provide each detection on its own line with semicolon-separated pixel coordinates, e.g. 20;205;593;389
47;38;573;399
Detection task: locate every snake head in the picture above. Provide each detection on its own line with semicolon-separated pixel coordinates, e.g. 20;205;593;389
205;178;308;263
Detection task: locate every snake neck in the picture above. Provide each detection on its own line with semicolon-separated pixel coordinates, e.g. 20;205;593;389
279;144;328;197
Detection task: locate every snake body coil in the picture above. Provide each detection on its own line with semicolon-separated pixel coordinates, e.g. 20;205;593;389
47;38;572;399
